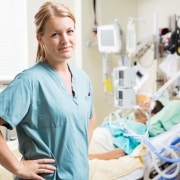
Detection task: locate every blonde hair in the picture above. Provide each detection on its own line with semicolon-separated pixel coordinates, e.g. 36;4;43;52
34;1;76;62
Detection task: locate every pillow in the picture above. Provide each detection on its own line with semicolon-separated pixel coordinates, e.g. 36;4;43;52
148;100;180;136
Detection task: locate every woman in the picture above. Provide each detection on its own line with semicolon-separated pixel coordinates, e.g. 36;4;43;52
0;2;95;180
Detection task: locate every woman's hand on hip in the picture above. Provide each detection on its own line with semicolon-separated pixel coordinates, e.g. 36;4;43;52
15;158;56;180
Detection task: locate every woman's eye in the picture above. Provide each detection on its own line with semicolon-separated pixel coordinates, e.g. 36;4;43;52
52;33;59;37
68;29;74;34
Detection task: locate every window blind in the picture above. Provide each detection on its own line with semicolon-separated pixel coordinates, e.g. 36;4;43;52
0;0;28;83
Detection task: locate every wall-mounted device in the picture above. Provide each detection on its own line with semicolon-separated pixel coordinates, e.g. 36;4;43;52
114;88;136;108
134;63;149;92
113;66;136;88
97;23;121;53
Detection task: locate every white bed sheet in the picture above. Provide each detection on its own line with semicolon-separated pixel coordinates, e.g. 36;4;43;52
149;123;180;147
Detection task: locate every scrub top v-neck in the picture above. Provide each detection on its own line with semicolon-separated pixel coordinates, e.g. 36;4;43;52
0;61;94;180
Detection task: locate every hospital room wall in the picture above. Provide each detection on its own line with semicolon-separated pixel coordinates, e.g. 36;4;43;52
137;0;180;39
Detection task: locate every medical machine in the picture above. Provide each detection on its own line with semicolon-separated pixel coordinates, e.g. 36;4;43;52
113;66;136;88
114;88;136;108
97;23;122;53
113;66;136;108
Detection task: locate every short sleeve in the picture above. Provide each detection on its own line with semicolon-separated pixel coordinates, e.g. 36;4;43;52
0;76;31;129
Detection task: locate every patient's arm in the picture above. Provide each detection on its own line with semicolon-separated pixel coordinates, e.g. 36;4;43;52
0;117;5;125
89;148;126;160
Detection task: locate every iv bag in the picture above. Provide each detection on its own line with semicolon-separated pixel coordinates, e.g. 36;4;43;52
126;21;136;55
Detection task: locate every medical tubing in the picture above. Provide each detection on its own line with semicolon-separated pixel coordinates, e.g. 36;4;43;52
147;140;180;179
143;139;180;163
122;132;180;178
120;123;180;178
169;136;180;151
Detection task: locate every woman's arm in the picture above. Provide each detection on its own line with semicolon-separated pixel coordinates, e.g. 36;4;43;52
0;118;56;180
88;111;96;143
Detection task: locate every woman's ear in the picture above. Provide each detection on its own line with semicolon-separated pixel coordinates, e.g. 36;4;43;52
36;34;43;45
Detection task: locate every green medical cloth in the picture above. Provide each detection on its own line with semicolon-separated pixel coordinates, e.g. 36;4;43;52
149;100;180;137
103;119;146;155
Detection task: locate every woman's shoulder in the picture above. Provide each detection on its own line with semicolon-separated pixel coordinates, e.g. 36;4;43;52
68;63;91;81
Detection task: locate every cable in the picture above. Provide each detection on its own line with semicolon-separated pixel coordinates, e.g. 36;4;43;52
92;0;98;35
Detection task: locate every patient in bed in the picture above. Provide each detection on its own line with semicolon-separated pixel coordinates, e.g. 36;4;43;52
89;99;166;160
89;107;148;160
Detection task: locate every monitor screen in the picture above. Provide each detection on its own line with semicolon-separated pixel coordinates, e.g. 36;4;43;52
100;29;114;47
118;90;123;99
97;24;121;53
119;70;124;79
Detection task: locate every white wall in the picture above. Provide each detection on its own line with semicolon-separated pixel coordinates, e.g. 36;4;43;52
137;0;180;38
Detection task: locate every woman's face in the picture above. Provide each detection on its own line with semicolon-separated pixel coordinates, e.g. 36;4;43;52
37;16;75;64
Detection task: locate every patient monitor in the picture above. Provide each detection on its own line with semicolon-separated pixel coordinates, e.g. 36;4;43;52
113;66;136;88
114;88;136;108
97;23;121;53
113;66;136;108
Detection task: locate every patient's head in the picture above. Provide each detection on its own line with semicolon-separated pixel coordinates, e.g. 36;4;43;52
133;108;148;124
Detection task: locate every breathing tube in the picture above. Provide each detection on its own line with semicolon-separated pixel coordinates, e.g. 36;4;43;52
143;138;180;179
170;136;180;151
143;137;180;163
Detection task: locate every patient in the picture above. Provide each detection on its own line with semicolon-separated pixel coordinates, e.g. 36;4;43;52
89;107;148;160
89;99;165;160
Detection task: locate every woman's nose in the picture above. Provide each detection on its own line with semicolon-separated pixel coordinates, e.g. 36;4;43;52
61;33;68;43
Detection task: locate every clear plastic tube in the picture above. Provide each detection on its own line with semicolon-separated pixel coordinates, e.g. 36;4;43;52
145;139;180;179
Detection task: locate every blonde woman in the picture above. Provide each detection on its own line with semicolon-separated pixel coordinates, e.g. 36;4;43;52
0;2;95;180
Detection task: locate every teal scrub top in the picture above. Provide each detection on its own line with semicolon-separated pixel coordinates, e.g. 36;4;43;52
0;62;94;180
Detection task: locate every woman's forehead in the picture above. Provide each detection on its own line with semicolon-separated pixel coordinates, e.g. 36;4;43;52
44;17;74;31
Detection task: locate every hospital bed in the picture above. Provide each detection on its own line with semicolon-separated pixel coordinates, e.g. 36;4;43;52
89;100;180;180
